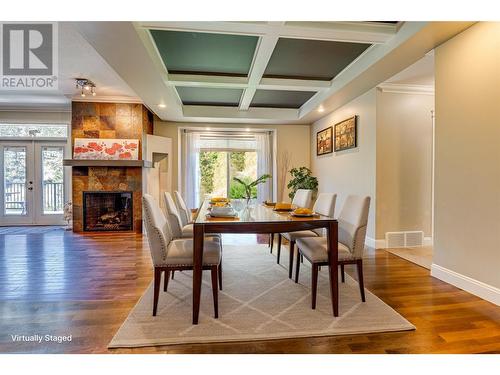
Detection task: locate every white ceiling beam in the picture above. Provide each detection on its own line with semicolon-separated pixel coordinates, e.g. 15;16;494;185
259;77;330;92
239;25;282;110
136;21;397;44
167;74;248;89
183;105;298;121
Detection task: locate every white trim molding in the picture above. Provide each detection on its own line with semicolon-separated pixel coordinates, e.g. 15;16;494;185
377;83;435;95
431;264;500;306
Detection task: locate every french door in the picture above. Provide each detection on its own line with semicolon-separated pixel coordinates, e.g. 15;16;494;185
0;140;66;225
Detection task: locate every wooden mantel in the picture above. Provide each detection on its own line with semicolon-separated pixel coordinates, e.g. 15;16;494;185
63;159;153;168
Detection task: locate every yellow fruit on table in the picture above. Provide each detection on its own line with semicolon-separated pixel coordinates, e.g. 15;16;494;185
210;197;228;203
294;207;313;215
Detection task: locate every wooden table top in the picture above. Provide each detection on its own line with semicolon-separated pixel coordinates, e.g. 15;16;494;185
194;200;334;225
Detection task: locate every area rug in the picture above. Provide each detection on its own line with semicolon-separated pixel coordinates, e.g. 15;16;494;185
109;245;414;348
385;246;433;270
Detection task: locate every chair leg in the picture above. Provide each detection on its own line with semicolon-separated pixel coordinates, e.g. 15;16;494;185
340;264;345;283
311;264;318;309
171;270;175;280
153;267;161;316
294;250;301;283
211;266;219;318
164;270;171;291
277;234;282;264
301;254;304;263
270;233;275;253
288;240;295;279
356;259;366;302
218;262;222;290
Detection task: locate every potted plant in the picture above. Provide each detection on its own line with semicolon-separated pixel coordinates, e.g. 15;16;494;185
287;167;318;200
232;174;271;205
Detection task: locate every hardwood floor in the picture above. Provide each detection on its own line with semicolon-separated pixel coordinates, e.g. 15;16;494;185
0;229;499;354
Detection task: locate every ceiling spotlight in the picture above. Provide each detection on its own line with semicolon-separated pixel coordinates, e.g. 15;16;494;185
318;106;324;113
75;78;96;98
158;104;166;108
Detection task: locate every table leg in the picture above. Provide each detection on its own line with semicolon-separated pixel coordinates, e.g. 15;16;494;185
192;223;205;324
327;221;339;317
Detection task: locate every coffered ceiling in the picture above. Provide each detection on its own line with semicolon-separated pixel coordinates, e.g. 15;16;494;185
74;21;474;124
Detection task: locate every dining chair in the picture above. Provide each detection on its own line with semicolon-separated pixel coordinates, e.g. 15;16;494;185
174;190;191;226
295;195;371;309
143;194;221;318
164;191;223;288
164;191;194;239
271;189;313;261
278;193;336;278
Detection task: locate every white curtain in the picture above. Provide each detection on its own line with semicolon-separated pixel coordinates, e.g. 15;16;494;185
184;132;201;209
255;132;272;203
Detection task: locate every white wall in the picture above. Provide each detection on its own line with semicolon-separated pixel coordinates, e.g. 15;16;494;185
432;22;500;304
311;89;377;242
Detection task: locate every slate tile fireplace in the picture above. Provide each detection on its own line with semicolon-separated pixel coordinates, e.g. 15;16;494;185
83;191;133;232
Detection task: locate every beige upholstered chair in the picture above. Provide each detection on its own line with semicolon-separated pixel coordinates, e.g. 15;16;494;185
143;194;221;318
164;192;194;238
174;190;191;227
270;189;313;255
278;193;337;278
295;195;371;309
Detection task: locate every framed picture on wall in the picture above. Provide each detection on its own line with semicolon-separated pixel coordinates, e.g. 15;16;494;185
316;126;333;156
334;116;357;152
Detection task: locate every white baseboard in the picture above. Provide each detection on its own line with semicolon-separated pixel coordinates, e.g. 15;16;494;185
431;264;500;306
371;236;433;249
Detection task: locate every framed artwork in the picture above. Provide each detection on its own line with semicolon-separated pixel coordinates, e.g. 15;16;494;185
73;138;139;160
334;116;357;152
316;126;333;156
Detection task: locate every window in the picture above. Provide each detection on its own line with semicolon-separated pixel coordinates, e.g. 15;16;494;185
199;151;257;202
0;124;68;138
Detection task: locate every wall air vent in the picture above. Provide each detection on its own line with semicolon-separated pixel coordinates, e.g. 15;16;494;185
385;231;424;248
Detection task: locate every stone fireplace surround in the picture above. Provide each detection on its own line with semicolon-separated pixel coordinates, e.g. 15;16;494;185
70;101;153;233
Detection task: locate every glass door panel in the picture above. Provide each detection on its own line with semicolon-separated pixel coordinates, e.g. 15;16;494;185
0;142;34;225
3;146;28;216
41;146;64;215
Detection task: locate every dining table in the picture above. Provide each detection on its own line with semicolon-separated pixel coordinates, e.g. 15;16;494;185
191;199;339;324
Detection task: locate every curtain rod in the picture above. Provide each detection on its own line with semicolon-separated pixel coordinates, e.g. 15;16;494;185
183;129;272;135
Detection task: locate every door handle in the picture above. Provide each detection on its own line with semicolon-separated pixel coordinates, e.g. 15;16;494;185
28;187;33;191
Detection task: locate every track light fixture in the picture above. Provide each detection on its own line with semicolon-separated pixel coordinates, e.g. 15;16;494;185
75;78;96;98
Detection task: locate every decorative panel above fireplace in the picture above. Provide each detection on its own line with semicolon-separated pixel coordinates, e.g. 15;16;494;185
83;191;133;232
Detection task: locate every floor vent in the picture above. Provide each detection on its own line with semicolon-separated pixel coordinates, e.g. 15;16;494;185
385;231;424;248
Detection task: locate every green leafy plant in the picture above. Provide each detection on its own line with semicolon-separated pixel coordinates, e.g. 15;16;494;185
287;167;318;200
232;174;271;202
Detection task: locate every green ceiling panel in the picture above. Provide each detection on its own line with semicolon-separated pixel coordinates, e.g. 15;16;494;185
150;30;258;76
250;90;316;109
176;87;243;107
263;38;371;80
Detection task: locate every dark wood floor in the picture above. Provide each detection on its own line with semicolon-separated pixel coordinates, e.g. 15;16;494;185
0;229;499;354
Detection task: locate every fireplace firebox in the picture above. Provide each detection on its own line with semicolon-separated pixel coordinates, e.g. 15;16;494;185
83;191;133;232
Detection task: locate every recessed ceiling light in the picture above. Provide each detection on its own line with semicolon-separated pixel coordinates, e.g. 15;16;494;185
158;104;166;108
318;106;324;113
205;127;211;131
245;128;251;132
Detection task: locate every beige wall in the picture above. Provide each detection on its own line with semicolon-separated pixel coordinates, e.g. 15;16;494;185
0;110;71;124
376;90;434;239
310;89;377;241
434;22;500;289
154;120;311;202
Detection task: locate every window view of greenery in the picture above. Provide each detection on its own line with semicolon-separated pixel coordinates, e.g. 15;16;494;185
199;151;257;201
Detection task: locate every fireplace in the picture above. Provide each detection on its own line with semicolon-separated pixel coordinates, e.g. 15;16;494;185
83;191;133;232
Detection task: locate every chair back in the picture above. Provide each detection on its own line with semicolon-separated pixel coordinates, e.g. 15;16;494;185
174;190;190;226
292;189;312;208
312;193;337;235
143;194;172;266
337;195;370;259
163;191;184;238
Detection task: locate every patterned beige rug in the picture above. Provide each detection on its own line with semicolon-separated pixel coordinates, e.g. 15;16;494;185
109;245;414;348
385;246;433;270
